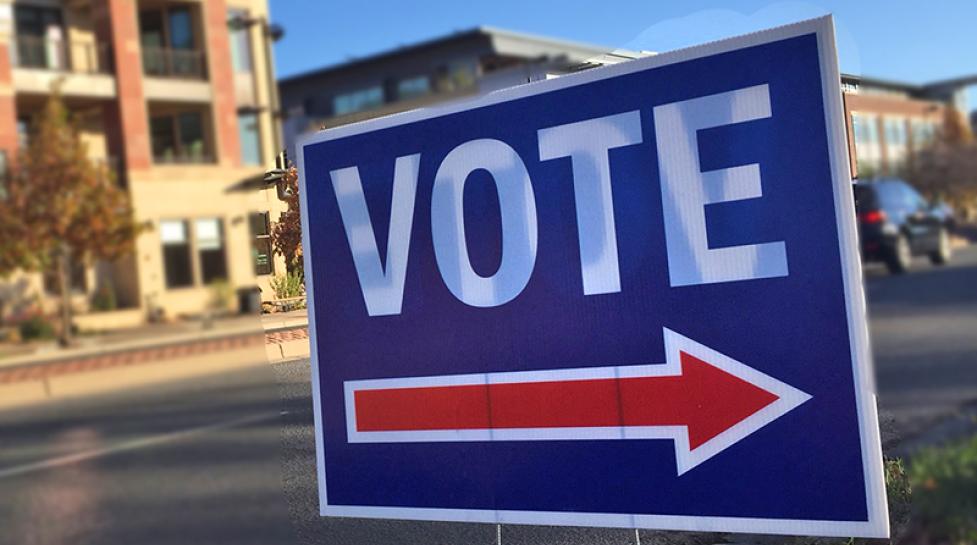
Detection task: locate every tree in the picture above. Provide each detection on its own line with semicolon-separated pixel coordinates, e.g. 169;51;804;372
271;165;304;276
908;107;977;219
0;91;140;345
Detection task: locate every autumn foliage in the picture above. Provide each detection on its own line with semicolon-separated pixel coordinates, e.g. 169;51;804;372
271;165;304;275
908;108;977;217
0;91;140;342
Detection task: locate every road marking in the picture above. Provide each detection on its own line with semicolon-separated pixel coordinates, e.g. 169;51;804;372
0;411;283;480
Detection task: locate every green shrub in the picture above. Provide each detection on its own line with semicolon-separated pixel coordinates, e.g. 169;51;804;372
18;315;55;341
270;271;304;300
208;279;233;312
910;435;977;544
90;284;117;312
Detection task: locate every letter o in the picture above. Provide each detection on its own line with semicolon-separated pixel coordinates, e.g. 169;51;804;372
431;139;538;307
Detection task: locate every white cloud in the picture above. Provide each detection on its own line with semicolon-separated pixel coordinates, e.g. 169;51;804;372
623;2;861;76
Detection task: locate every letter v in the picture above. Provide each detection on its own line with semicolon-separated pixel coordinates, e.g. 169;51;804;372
330;154;420;316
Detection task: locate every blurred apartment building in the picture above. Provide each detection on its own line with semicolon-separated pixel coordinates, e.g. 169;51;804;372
279;27;648;155
0;0;284;329
281;27;974;183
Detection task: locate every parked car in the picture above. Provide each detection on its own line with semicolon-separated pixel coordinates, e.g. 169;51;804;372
931;200;957;231
853;179;952;274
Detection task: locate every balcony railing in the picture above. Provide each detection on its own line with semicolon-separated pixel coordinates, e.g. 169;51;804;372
13;35;112;74
153;147;215;165
141;47;207;80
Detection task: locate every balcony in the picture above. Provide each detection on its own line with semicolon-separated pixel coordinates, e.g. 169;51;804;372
153;148;215;165
141;46;211;103
13;35;112;74
11;36;116;98
142;47;207;80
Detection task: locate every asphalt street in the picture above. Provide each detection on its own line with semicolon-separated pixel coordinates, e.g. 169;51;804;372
1;245;975;544
0;356;296;545
867;244;977;440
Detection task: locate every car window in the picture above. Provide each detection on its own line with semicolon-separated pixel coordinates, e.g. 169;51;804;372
906;187;929;211
873;183;904;212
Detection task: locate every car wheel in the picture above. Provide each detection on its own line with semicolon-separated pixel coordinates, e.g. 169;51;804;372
886;234;911;274
930;228;952;265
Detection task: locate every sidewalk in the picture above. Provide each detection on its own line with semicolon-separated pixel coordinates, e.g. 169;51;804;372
1;313;266;370
0;310;312;410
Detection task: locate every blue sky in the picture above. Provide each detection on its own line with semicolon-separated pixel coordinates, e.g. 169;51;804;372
270;0;976;110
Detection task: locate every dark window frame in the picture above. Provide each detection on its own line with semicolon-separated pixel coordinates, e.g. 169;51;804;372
160;219;194;289
227;8;253;73
42;251;87;295
196;218;228;285
249;211;274;276
237;110;262;166
139;5;206;79
13;4;67;70
149;109;212;164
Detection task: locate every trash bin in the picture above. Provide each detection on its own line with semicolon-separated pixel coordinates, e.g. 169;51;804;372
237;286;262;315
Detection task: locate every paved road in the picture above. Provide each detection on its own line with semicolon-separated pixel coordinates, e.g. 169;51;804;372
867;244;977;441
0;357;297;545
1;245;975;544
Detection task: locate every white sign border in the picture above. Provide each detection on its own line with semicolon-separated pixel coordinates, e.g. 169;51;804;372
297;15;889;539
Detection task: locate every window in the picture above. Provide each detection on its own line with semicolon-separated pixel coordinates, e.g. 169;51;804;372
150;110;210;163
0;151;7;201
333;86;384;116
304;95;333;117
168;7;194;50
139;6;204;78
435;61;476;92
911;119;936;149
195;218;228;284
14;5;65;70
17;117;30;149
397;76;430;100
178;112;204;157
883;117;908;170
139;9;165;75
249;212;273;276
42;252;87;295
161;220;193;288
851;112;881;174
853;113;878;144
228;8;252;73
884;118;907;146
238;111;262;166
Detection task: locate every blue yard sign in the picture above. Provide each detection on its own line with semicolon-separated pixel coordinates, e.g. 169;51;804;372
297;16;888;538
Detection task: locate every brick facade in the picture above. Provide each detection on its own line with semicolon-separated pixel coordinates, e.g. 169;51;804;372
93;0;151;175
0;42;18;159
203;0;242;167
843;92;946;178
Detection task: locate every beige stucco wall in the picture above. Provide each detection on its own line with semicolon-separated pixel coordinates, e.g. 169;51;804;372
127;164;284;318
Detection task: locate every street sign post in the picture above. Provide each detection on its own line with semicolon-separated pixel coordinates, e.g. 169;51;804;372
297;16;888;538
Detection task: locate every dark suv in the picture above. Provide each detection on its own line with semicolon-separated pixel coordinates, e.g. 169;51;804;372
854;179;952;274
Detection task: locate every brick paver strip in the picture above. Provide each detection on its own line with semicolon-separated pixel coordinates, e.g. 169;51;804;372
265;327;309;344
0;326;314;386
0;329;304;386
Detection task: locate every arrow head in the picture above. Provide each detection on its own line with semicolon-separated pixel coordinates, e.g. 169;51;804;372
662;328;812;475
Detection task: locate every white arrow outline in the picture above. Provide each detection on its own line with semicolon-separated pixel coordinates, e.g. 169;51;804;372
344;327;812;475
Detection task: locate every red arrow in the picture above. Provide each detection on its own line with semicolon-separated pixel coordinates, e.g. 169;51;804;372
345;328;811;474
